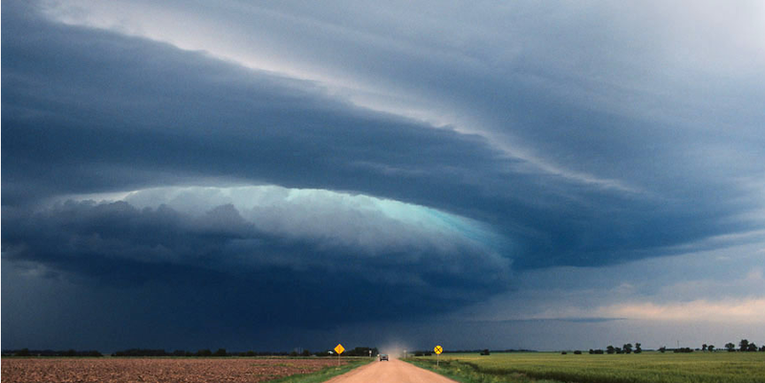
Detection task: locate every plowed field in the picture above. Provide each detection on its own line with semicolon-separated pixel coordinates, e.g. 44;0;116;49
2;358;346;383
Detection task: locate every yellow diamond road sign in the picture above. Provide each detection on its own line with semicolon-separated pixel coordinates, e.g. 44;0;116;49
434;345;443;355
334;344;345;355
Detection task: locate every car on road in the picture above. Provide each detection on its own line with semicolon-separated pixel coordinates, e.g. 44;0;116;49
379;354;389;361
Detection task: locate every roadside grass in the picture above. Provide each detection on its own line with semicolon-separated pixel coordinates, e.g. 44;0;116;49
268;357;372;383
406;358;557;383
405;352;765;383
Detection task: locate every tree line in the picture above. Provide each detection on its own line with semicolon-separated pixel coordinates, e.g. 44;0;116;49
568;339;765;355
4;346;381;357
113;348;321;357
8;340;764;357
588;339;764;354
566;343;643;355
410;349;535;356
2;349;103;357
323;346;379;357
658;339;764;353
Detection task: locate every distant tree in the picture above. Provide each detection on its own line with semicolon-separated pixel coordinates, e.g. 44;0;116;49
561;351;567;355
302;349;311;357
708;345;715;352
573;350;582;355
623;343;633;354
196;349;212;357
634;343;642;354
702;344;707;352
739;339;749;352
606;345;616;354
725;343;736;352
15;348;31;357
659;346;666;353
747;343;758;352
760;345;765;352
480;349;490;356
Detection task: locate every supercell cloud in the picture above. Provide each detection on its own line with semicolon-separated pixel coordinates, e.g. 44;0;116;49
2;0;765;350
5;186;507;289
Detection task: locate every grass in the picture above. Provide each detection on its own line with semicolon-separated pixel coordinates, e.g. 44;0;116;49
405;352;765;383
268;357;372;383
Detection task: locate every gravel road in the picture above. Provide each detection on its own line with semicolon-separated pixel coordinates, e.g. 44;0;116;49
325;358;456;383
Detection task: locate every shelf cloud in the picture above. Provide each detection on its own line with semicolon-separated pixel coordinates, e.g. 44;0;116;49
3;0;764;350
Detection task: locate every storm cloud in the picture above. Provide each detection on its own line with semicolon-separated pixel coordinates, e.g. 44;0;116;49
3;0;764;350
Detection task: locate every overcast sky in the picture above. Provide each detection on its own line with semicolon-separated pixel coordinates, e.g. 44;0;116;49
3;0;764;352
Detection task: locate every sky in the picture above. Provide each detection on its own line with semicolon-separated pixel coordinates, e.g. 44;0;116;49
2;0;765;352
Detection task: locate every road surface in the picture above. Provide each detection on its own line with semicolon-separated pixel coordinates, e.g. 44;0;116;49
325;358;456;383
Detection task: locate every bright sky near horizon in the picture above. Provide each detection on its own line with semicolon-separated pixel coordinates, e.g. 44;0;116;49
2;0;765;351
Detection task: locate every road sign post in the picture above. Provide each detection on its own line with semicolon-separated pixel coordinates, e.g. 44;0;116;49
334;344;345;367
434;345;443;367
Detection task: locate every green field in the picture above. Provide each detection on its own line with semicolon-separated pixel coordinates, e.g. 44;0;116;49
405;352;765;383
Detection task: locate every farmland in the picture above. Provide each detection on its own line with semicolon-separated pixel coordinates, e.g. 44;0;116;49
406;352;765;383
1;357;368;383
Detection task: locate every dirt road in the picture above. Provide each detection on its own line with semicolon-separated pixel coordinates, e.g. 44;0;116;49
325;358;456;383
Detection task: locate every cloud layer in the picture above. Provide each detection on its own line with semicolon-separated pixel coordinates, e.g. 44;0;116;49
3;0;765;350
6;186;508;287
